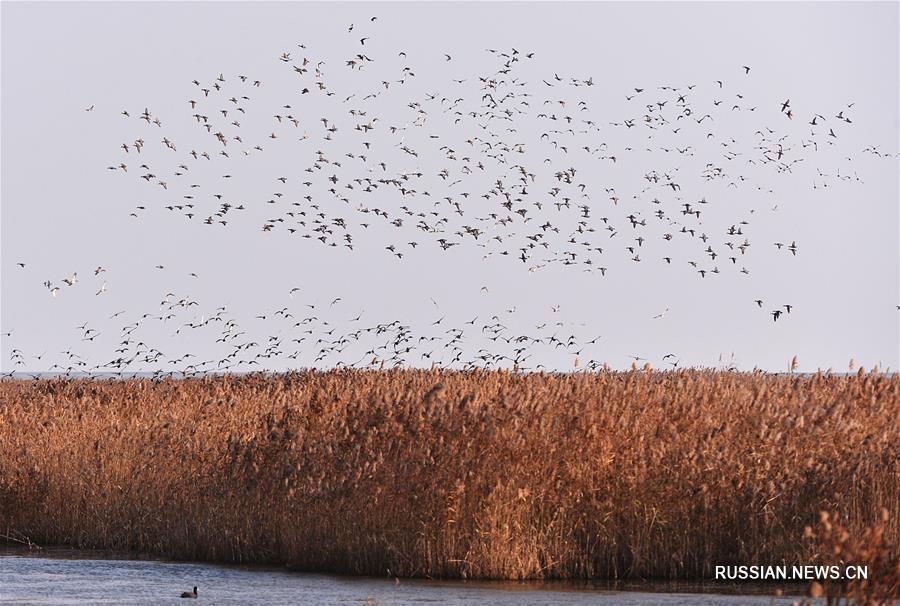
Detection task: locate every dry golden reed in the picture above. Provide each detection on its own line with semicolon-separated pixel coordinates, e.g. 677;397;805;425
0;369;897;580
796;509;898;605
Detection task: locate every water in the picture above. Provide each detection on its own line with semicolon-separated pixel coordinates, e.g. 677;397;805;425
0;553;802;606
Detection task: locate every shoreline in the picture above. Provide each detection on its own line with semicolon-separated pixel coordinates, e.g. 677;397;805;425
0;545;810;598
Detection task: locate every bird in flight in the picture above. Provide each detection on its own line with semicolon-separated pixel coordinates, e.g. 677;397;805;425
9;23;883;376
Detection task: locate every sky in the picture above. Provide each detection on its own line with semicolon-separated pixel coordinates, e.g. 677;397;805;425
2;1;898;374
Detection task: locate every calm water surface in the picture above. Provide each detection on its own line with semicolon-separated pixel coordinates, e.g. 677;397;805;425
0;552;801;605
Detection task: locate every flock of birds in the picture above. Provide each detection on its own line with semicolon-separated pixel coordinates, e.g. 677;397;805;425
5;17;897;377
7;283;667;375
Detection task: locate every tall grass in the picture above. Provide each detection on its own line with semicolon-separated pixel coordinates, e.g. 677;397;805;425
0;369;897;580
801;509;899;605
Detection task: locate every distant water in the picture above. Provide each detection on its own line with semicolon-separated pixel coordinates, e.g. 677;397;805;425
0;552;801;606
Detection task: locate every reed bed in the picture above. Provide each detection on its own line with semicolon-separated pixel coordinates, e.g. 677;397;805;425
0;369;897;580
799;509;899;605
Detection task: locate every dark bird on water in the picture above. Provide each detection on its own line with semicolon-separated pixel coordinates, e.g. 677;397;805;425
180;586;198;599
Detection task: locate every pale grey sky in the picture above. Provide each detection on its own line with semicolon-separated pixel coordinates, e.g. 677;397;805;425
2;1;898;374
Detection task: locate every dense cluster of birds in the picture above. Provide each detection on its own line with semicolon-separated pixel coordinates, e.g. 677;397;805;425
6;287;638;377
6;17;898;376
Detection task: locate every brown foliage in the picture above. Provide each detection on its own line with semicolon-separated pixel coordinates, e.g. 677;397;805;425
0;369;897;580
798;510;899;605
